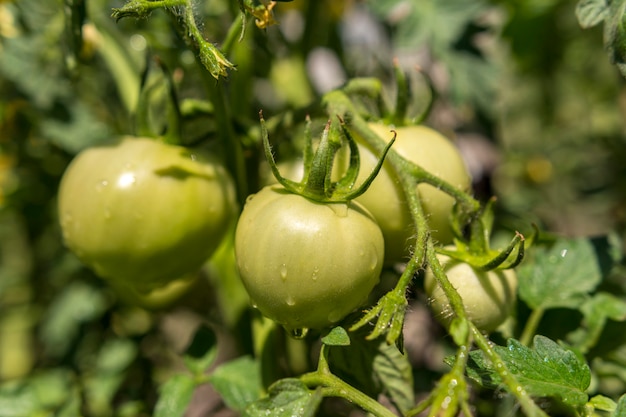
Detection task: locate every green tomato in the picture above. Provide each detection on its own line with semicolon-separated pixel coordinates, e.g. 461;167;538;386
58;137;237;291
348;123;472;265
424;253;518;332
234;185;384;331
109;273;199;310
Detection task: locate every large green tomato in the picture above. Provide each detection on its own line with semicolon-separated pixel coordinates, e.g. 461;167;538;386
234;185;384;331
349;123;472;265
424;253;518;332
58;137;236;292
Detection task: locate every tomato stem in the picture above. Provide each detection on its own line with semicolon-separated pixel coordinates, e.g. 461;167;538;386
300;355;397;417
519;307;545;347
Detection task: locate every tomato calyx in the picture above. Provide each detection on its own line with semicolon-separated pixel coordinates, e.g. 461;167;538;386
260;111;395;203
441;199;527;271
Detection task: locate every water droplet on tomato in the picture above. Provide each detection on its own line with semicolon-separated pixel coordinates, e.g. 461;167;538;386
311;267;319;281
289;328;309;339
327;310;344;323
369;250;378;270
279;264;288;280
95;179;109;192
329;203;348;217
250;300;258;309
117;172;136;188
62;213;73;226
286;295;295;306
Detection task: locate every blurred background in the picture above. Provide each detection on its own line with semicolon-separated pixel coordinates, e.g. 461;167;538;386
1;0;625;415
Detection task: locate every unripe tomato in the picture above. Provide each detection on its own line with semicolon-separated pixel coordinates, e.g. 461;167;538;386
348;123;472;265
58;137;236;292
109;273;199;310
234;185;384;331
424;253;518;332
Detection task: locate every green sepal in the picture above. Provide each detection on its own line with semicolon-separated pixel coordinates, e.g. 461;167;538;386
260;113;395;203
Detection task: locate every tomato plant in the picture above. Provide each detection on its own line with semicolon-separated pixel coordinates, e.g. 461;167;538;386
58;136;236;292
5;1;626;417
235;185;384;332
424;252;518;332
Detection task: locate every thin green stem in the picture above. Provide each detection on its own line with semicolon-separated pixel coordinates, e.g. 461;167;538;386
300;371;397;417
391;60;408;126
426;238;469;324
406;163;480;214
203;72;248;205
164;3;247;203
471;325;549;417
519;308;545;347
220;12;244;56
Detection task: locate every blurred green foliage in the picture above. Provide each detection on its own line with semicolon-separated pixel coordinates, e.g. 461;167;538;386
1;0;626;415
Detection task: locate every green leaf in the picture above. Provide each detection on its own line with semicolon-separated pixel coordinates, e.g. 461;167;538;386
40;281;109;358
604;0;626;77
614;394;626;417
41;100;111;154
209;356;263;412
243;379;321;417
567;292;626;353
328;336;414;414
83;338;138;416
183;325;218;376
372;341;415;414
0;369;79;417
518;237;604;310
321;326;351;346
153;374;197;417
95;338;138;373
368;0;488;49
466;336;591;408
576;0;610;28
589;394;617;412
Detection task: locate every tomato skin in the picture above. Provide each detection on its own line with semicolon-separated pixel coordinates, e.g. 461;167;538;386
424;253;518;332
349;123;472;265
58;137;236;291
234;185;384;331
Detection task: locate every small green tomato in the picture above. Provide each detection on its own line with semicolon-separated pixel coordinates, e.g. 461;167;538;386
234;185;384;332
424;253;518;332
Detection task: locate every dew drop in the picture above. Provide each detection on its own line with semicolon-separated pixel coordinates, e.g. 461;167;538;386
286;296;296;306
250;301;258;309
560;249;568;258
95;179;109;192
117;172;136;188
329;203;348;217
369;250;379;271
327;310;343;323
280;264;288;281
311;267;319;281
62;213;73;226
441;396;452;409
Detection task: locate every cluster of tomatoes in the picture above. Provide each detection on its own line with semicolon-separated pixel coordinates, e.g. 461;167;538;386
58;122;517;333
